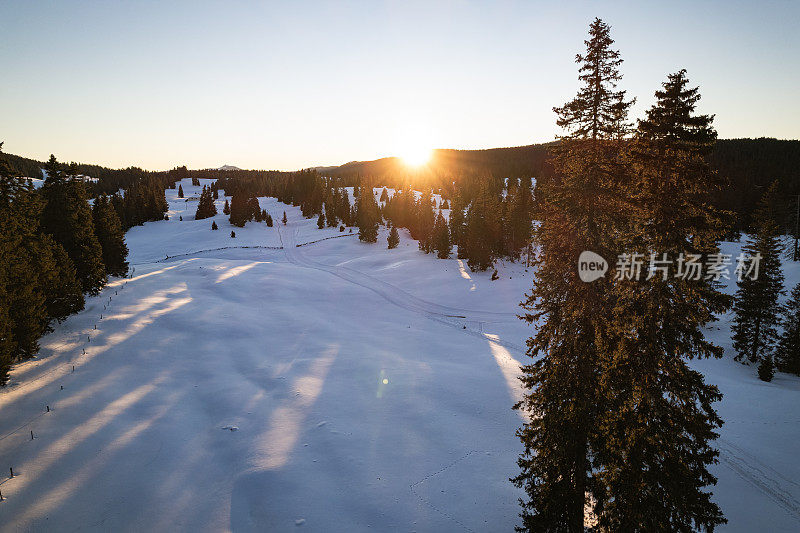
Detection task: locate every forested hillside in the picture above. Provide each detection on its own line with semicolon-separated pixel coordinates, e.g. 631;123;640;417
3;137;799;231
325;138;800;231
0;148;167;385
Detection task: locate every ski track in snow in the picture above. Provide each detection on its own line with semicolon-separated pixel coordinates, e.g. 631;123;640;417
277;223;526;355
718;439;800;522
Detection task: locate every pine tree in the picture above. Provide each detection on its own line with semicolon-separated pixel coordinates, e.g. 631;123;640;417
229;191;249;227
41;156;107;294
776;283;800;375
356;178;379;243
223;199;230;215
265;213;273;227
38;235;84;321
178;184;184;198
434;212;451;259
380;187;389;202
282;211;287;225
92;195;129;277
416;190;436;253
449;193;467;258
339;189;351;225
387;226;399;249
230;230;236;238
111;193;127;229
195;185;218;220
594;69;728;531
317;212;325;229
514;19;634;532
758;355;775;382
325;199;338;227
0;146;84;383
211;221;218;230
463;181;499;271
0;154;46;370
505;176;534;259
732;182;785;365
248;197;261;222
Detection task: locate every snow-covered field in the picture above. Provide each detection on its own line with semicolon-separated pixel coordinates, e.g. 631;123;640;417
1;178;799;531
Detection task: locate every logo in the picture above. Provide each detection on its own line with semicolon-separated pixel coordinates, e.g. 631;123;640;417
578;251;608;282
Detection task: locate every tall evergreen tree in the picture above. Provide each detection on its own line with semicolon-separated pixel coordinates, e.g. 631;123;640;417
317;212;325;229
37;235;84;321
338;189;351;225
449;193;467;259
757;354;775;382
229;191;249;227
111;193;127;229
324;197;337;227
0;150;46;378
41;155;107;294
0;145;84;384
356;179;379;243
248;197;262;222
178;184;184;198
595;69;728;531
416;190;436;253
776;282;800;375
504;176;535;259
463;181;499;271
387;226;400;249
195;185;218;220
93;195;129;277
223;198;230;215
434;212;451;259
282;211;287;225
514;19;633;531
732;182;785;365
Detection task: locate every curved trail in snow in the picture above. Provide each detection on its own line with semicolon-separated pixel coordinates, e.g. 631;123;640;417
717;439;800;522
274;227;800;524
276;224;526;354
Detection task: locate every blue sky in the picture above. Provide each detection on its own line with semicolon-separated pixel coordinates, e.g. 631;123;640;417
1;0;798;170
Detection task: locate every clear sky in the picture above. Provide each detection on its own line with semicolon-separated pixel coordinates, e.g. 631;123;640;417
1;0;798;171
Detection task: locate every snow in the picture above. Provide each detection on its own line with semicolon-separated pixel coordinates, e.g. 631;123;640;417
0;177;799;531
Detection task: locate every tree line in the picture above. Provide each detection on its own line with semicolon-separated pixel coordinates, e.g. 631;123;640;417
212;166;535;273
0;149;166;385
731;182;800;381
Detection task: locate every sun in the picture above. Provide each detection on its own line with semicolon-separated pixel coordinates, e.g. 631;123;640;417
398;144;433;167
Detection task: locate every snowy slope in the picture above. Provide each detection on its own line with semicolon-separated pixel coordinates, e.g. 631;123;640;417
0;178;799;531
